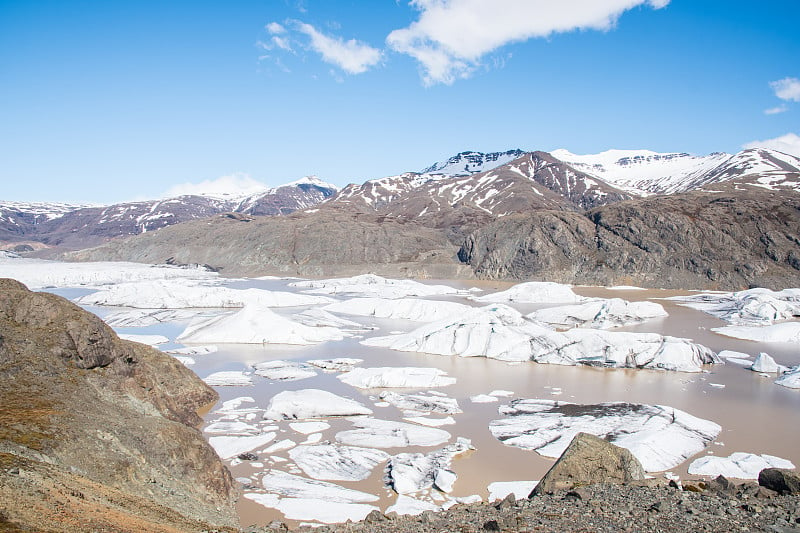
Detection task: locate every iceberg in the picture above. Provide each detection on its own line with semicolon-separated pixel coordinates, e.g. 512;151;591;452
253;360;317;381
306;358;364;372
670;288;800;325
749;353;788;374
202;371;253;387
177;304;344;345
487;481;538;502
364;305;718;372
776;366;800;389
260;470;379;503
290;274;460;298
528;298;667;329
264;389;372;420
688;452;795;479
470;281;587;304
0;257;217;290
336;418;451;448
323;297;473;322
104;308;206;327
209;432;277;459
385;495;440;516
384;438;474;494
289;444;389;481
712;322;800;343
379;391;462;414
76;278;332;308
489;399;721;472
338;367;456;389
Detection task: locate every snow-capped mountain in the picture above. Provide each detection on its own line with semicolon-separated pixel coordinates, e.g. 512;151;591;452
1;177;338;248
421;149;526;176
550;147;800;195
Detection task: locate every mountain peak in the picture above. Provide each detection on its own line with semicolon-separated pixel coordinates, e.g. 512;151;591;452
420;149;526;176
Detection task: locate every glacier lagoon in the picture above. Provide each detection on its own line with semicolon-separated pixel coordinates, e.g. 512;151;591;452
6;258;799;527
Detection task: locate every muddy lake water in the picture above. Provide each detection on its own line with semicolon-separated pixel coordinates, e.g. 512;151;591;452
52;278;800;528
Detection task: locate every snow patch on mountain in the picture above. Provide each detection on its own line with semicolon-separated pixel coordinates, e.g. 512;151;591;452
421;150;526;176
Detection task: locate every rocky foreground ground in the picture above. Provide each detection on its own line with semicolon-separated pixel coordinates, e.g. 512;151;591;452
245;480;800;533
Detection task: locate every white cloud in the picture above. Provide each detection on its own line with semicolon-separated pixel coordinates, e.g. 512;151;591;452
266;22;286;34
764;105;788;115
387;0;671;85
743;133;800;157
770;77;800;102
164;173;270;199
293;21;382;74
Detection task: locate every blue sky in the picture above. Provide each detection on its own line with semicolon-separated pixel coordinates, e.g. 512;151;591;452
1;0;798;204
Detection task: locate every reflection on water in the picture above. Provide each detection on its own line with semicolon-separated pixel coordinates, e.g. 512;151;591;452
57;279;800;527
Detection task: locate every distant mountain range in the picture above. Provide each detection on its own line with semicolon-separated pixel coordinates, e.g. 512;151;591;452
5;146;800;289
0;176;337;249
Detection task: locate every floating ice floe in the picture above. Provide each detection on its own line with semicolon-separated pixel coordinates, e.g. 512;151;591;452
209;432;277;459
379;391;462;415
289;274;461;299
688;452;795;479
670;288;800;325
249;471;380;523
203;371;253;387
204;420;260;435
264;389;373;420
712;322;800;343
164;345;218;356
364;305;718;372
264;439;297;453
336;418;451;448
338;367;456;389
470;281;587;304
104;308;208;327
0;257;217;290
261;470;379;503
470;394;499;403
289;421;330;435
527;298;668;329
404;416;456;427
386;495;440;516
718;350;753;366
487;481;538;501
323;297;473;323
117;333;169;346
253;360;318;381
177;304;345;345
385;438;474;494
489;399;721;472
306;358;364;372
289;444;390;481
75;278;333;308
776;366;800;389
291;308;366;330
749;353;788;374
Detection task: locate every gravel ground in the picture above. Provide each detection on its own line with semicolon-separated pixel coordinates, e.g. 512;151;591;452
246;480;800;533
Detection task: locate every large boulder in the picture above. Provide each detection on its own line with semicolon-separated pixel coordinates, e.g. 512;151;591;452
758;468;800;495
530;432;646;496
0;278;238;531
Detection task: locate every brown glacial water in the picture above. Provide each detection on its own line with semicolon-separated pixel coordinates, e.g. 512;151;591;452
71;279;799;528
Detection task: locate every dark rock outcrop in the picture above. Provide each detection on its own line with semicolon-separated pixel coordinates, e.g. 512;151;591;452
759;468;800;495
460;188;800;290
530;432;645;496
0;278;238;531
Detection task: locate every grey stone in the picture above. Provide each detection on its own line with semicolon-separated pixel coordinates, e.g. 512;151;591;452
759;469;800;495
530;432;646;496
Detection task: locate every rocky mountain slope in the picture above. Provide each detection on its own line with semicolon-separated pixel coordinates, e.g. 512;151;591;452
0;278;238;531
68;208;471;279
459;185;800;289
24;145;800;290
0;176;337;249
